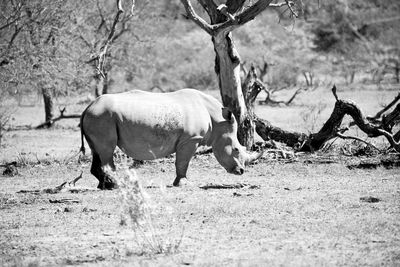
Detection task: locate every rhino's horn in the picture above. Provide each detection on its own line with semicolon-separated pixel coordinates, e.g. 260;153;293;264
245;149;264;165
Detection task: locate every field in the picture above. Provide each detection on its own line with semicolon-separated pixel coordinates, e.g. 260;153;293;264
1;86;400;266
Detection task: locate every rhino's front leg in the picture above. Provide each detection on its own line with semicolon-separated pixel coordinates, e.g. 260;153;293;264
173;140;199;187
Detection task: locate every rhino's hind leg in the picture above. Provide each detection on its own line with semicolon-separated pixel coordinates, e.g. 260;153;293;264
173;141;199;186
90;152;117;190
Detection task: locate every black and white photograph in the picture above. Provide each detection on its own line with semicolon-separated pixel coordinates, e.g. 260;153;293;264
1;0;399;265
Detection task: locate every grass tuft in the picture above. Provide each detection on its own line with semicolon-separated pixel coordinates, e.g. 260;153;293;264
117;168;183;255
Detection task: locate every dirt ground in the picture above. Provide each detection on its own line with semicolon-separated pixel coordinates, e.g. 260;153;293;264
1;86;400;266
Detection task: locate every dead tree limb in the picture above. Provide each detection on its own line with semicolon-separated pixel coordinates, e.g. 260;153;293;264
246;81;400;153
369;91;400;121
259;86;305;106
199;183;260;190
254;117;308;149
335;132;381;152
36;107;80;129
253;85;400;152
240;66;308;148
242;63;304;106
240;66;400;152
68;171;83;187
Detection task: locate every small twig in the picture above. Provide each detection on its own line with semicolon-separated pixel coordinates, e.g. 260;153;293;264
285;87;304;105
199;183;260;190
54;182;68;191
59;107;66;117
332;84;339;101
69;171;83;187
336;133;382;152
285;0;298;18
321;137;339;152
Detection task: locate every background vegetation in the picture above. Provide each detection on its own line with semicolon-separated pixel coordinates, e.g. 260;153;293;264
1;0;399;101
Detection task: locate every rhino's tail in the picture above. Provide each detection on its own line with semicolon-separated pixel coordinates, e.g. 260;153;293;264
79;110;86;155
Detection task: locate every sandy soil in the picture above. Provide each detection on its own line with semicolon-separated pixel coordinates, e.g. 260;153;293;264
1;86;399;266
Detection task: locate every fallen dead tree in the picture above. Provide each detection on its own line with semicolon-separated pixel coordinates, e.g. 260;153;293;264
243;67;400;153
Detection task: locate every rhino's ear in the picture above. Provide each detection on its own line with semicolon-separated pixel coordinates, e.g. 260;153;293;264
222;107;234;123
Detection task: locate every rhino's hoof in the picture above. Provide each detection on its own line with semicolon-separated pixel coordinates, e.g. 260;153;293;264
173;177;188;187
173;179;180;187
104;181;118;190
98;179;118;190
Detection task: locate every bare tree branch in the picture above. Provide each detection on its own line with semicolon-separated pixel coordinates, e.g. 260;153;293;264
230;0;275;27
242;63;303;106
336;132;381;152
226;0;246;14
369;91;400;121
377;128;400;152
180;0;214;35
284;0;298;18
269;0;297;17
198;0;218;21
96;0;110;33
95;0;125;78
182;0;281;35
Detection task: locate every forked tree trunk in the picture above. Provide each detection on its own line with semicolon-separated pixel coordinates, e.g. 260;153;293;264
180;0;288;149
180;1;400;153
213;31;254;149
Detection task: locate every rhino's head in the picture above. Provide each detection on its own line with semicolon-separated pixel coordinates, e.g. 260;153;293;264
212;108;263;175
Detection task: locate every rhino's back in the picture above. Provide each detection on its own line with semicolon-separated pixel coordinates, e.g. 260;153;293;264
105;89;218;125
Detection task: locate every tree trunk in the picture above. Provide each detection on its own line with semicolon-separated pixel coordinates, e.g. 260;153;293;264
93;71;110;97
102;73;109;95
213;31;254;149
42;87;54;126
94;75;101;97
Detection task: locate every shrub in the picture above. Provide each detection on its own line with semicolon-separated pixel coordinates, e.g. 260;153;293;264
117;168;183;255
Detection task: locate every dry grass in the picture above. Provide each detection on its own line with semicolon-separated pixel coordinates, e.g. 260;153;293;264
0;85;399;266
117;168;183;255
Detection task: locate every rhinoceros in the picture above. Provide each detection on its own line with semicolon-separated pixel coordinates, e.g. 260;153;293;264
80;89;262;189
